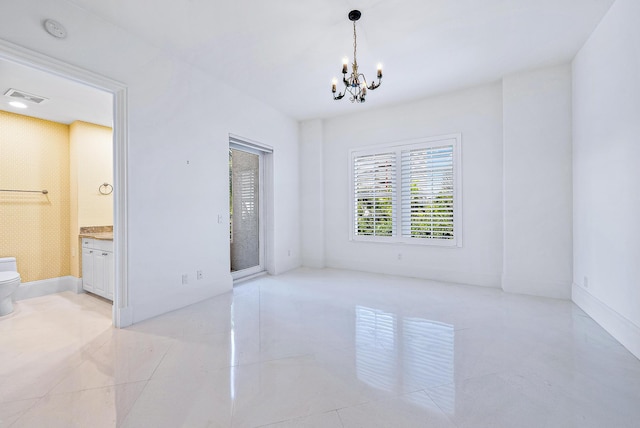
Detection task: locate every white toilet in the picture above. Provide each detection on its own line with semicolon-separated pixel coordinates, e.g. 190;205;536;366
0;257;21;316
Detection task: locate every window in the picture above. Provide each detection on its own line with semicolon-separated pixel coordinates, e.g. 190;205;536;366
353;151;396;237
351;134;461;246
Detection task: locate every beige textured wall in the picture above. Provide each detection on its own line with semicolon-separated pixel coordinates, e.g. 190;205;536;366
0;111;70;282
70;121;113;277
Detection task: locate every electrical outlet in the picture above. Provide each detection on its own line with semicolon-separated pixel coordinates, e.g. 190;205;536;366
397;253;402;260
197;270;203;280
584;276;589;288
182;274;188;285
287;250;291;257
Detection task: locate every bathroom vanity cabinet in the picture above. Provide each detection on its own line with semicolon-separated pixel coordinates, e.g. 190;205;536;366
81;238;114;301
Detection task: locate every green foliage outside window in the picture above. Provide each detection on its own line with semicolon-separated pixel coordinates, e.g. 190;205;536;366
408;181;454;238
356;195;393;236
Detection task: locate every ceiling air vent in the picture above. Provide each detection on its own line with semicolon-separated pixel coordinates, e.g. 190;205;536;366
3;88;49;105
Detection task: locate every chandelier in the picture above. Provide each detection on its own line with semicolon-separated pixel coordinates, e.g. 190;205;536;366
332;10;382;103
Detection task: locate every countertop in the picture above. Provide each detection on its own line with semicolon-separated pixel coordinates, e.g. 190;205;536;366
79;232;113;240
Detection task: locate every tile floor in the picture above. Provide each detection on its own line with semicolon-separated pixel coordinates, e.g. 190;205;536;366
1;268;639;427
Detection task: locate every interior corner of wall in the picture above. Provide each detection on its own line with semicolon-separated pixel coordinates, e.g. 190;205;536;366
572;282;640;360
502;275;572;299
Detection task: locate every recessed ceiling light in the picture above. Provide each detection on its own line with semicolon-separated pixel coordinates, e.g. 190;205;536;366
9;101;28;109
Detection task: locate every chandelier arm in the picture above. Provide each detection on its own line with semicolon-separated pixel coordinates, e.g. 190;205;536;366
346;86;356;101
345;81;365;103
368;78;382;90
334;78;347;100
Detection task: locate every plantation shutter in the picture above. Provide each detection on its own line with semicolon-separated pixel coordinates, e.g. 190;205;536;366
401;144;455;240
353;152;396;237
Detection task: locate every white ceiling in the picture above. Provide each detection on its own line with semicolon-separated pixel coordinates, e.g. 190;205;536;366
2;0;615;123
0;59;113;127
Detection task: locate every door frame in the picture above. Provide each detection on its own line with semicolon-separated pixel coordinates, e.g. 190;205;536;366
229;134;273;281
0;39;131;327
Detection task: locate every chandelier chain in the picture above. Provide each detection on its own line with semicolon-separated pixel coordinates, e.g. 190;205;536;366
353;21;358;68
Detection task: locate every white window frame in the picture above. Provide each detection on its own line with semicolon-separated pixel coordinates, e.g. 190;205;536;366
349;134;462;247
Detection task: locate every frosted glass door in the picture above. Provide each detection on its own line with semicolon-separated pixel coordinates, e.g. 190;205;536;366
230;148;261;275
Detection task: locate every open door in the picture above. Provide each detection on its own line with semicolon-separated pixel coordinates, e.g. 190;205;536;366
229;144;264;279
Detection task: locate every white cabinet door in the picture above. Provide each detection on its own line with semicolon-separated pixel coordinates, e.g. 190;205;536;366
82;247;95;292
81;239;114;301
93;251;107;296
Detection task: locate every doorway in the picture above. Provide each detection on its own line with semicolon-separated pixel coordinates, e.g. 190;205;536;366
0;39;130;327
229;137;271;281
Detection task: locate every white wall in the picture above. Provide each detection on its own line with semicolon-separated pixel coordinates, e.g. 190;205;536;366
321;84;505;287
299;119;325;268
0;0;300;323
572;0;640;358
313;67;574;298
502;65;573;299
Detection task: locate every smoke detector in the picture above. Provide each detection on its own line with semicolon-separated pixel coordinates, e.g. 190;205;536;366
43;19;67;39
4;88;49;105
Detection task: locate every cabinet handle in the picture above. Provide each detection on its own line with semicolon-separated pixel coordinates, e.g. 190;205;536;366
102;252;108;256
89;250;93;254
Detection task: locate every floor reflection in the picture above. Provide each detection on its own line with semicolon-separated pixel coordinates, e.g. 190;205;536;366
6;270;640;427
355;305;455;413
230;301;236;403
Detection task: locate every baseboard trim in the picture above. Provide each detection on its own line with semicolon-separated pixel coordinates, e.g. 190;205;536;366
115;305;133;328
502;275;572;299
325;258;502;288
572;283;640;360
233;270;268;285
301;258;326;269
14;276;81;301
